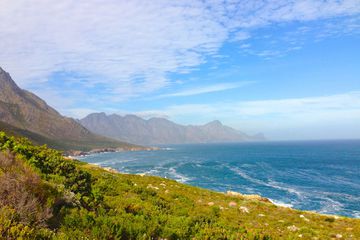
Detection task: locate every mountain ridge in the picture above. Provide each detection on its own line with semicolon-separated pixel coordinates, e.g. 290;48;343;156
0;67;138;151
80;112;265;145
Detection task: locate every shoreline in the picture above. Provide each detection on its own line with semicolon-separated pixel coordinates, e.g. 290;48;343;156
65;146;160;158
84;162;358;220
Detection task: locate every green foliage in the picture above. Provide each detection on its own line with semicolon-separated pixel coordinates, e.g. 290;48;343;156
0;206;54;240
0;132;92;204
0;131;359;239
0;153;54;240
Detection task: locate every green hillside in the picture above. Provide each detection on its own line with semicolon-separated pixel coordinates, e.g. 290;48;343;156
0;131;359;239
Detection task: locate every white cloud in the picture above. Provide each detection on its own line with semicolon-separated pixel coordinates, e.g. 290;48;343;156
0;0;359;100
0;0;229;95
231;91;360;116
230;0;360;27
155;81;253;98
232;31;251;41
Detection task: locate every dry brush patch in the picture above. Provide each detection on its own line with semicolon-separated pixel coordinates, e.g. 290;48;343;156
0;152;52;227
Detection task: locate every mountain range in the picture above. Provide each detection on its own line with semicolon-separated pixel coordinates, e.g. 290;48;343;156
0;67;136;151
0;66;264;150
80;113;265;145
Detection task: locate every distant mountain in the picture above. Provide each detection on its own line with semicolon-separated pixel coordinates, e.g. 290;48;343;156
0;67;137;151
80;113;265;145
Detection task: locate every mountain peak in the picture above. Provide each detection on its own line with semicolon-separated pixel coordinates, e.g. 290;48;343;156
92;112;107;117
123;114;143;120
0;66;22;97
0;66;11;79
206;120;223;127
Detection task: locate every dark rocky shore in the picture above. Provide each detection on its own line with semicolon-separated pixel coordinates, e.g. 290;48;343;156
65;146;160;157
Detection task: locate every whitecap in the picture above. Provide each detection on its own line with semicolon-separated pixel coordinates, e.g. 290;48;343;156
268;199;293;208
267;180;303;197
240;163;254;168
318;197;344;215
140;168;161;176
162;147;175;151
168;167;192;183
352;211;360;219
90;162;101;166
90;158;118;166
228;166;303;197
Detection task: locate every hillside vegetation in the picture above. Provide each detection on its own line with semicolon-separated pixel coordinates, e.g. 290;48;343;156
0;131;359;239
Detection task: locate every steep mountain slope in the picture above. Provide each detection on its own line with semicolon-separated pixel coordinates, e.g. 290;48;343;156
0;67;136;151
80;112;265;145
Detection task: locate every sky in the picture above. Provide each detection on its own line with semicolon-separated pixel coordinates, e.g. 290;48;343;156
0;0;360;140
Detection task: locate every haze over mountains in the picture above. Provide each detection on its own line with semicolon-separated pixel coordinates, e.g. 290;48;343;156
80;113;265;145
0;67;135;151
0;66;264;150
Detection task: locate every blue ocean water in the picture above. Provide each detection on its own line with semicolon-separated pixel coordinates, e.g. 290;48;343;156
79;140;360;218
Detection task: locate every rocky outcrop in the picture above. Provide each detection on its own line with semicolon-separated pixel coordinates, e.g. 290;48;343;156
65;146;159;157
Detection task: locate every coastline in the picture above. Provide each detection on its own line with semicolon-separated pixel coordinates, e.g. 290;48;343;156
64;145;160;158
72;141;360;219
84;162;357;220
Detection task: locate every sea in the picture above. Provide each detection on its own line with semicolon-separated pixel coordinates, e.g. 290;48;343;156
79;140;360;218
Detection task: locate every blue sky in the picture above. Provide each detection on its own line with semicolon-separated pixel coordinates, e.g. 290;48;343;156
0;0;360;140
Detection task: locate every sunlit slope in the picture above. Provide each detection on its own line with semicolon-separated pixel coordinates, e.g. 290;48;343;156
0;131;358;239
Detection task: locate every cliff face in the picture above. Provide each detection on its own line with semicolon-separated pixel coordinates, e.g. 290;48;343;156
80;113;265;145
0;67;135;150
0;67;91;140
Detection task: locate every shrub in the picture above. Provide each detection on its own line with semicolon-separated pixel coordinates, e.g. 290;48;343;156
0;132;94;207
0;152;52;227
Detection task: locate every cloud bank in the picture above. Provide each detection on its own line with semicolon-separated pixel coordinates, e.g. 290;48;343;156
155;81;253;98
1;1;360;139
0;0;359;98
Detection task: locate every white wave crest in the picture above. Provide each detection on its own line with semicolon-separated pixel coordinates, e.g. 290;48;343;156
318;197;344;215
168;167;192;183
228;166;302;197
352;211;360;219
268;199;293;208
